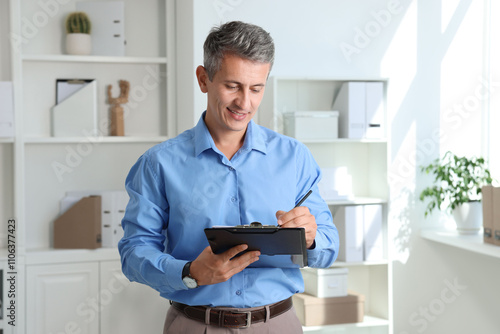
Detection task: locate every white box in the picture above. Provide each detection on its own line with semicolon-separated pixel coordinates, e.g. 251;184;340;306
301;267;348;298
283;111;339;140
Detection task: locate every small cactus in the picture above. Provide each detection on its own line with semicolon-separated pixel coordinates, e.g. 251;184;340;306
65;12;91;34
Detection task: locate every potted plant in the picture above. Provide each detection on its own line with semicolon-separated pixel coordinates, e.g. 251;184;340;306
419;151;493;234
65;12;92;55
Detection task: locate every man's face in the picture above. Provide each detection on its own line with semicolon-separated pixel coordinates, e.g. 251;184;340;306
198;53;271;139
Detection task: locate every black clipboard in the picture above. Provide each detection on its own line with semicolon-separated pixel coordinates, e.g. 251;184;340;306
204;224;308;268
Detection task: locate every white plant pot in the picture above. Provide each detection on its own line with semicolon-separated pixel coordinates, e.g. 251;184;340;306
452;202;482;235
66;33;91;55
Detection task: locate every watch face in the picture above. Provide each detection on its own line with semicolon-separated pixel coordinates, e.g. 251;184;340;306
182;276;198;289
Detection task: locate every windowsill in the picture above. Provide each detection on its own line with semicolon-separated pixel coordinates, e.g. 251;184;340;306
420;229;500;259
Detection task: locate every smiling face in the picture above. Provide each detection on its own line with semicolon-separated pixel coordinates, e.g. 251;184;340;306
196;53;271;144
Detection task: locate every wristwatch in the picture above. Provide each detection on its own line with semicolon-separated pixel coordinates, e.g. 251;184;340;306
182;261;198;289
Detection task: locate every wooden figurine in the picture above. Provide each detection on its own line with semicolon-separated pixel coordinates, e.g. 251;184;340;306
107;80;130;136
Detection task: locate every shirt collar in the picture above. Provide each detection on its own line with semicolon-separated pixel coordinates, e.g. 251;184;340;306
194;111;267;157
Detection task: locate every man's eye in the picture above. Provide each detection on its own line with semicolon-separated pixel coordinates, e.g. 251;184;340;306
227;85;237;90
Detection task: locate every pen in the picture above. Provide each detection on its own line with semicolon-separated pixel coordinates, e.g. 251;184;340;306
294;190;312;208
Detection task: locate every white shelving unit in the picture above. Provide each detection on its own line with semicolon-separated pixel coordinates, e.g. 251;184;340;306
420;229;500;258
9;1;176;333
260;76;392;334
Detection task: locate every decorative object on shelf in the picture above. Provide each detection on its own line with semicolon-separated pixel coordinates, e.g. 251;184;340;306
419;151;493;234
65;12;92;55
107;80;129;136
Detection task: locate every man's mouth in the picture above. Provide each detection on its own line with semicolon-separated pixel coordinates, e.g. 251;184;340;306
228;108;245;116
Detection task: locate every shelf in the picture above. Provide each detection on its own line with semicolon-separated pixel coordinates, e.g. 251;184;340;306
302;138;387;144
25;247;120;265
421;229;500;259
0;137;14;143
22;54;167;64
326;197;387;206
302;315;389;332
24;136;168;144
331;259;389;267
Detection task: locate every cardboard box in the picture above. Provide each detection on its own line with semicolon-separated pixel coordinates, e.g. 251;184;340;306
283;111;339;140
292;292;365;326
54;196;102;249
301;267;348;298
482;185;494;244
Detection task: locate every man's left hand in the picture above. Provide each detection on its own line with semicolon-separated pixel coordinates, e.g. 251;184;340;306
275;207;317;249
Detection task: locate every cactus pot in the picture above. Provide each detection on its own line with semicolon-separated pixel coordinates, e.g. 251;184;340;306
66;33;91;55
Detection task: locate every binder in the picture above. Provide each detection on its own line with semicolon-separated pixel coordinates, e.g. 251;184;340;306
335;206;364;262
333;82;366;139
332;81;385;139
492;187;500;246
363;204;384;261
54;196;102;249
0;82;14;137
482;185;494;244
205;225;308;268
76;2;126;56
365;82;385;139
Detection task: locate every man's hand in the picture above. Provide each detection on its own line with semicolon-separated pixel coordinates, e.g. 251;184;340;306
276;206;317;248
189;245;260;286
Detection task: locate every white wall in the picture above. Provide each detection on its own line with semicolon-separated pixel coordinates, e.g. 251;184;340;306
176;0;500;333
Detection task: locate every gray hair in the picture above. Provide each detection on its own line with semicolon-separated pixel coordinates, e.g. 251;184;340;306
203;21;275;81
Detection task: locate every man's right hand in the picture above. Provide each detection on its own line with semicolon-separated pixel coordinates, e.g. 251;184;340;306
189;245;260;286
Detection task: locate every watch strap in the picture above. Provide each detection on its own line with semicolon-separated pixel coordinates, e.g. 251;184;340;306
182;261;192;279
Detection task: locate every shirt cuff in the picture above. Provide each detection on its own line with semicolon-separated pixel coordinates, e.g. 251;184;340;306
166;259;190;291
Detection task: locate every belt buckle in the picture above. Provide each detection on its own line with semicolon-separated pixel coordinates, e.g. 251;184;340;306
227;310;252;329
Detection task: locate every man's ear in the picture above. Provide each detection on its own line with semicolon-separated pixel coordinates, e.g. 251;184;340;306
196;65;209;93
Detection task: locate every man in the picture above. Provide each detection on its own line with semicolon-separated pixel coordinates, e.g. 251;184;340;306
118;21;339;333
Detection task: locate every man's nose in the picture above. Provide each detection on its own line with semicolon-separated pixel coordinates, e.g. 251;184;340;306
235;89;251;111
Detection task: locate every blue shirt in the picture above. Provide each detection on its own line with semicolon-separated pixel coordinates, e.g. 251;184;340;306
118;112;339;308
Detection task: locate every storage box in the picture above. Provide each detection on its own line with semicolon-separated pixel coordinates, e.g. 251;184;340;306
301;267;348;298
292;292;365;326
283;111;339;140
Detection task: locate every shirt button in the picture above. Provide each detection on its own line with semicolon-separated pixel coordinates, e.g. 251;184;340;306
236;290;241;296
229;167;235;171
231;197;236;202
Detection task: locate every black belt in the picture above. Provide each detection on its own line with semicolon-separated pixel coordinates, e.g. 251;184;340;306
171;297;293;329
